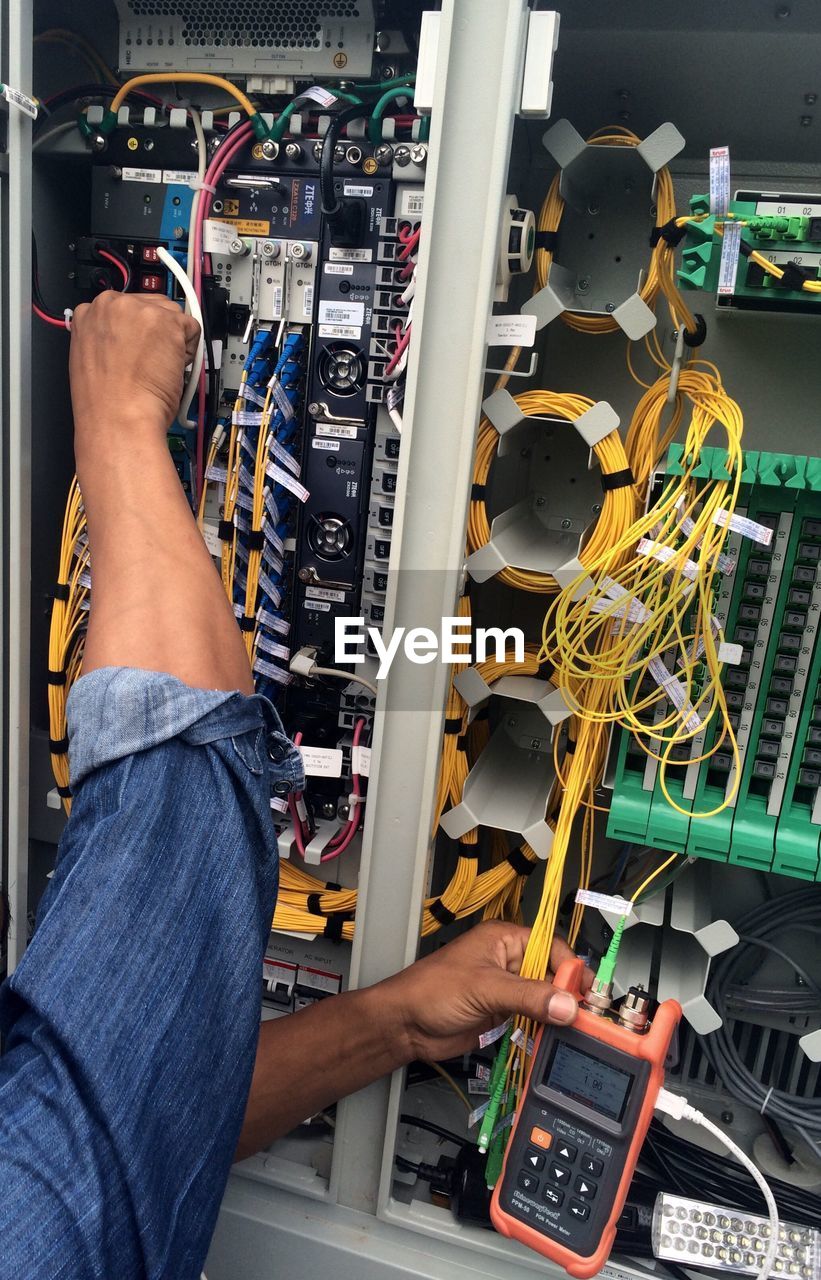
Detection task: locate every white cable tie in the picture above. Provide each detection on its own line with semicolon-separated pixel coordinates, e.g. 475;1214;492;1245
189;177;217;193
347;791;365;807
760;1085;775;1117
63;308;73;330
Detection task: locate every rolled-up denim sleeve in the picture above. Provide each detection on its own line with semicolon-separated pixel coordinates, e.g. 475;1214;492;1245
0;667;303;1280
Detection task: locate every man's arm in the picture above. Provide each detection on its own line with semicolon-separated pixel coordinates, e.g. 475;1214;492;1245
237;924;585;1160
69;291;253;692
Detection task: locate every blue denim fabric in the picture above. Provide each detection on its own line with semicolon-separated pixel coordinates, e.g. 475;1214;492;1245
0;668;303;1280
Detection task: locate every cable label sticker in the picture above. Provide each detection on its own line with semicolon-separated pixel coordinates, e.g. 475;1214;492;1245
241;384;268;408
163;169;197;185
232;410;263;427
709;145;730;216
343;183;374;197
200;522;221;557
352;745;371;777
324;263;355;275
299;746;343;778
312;438;341;451
296;85;339;108
510;1027;535;1056
205;464;228;483
575;889;633;916
256;632;290;660
468;1101;490;1128
316;422;359;438
2;84;38;118
268;378;295;422
637;538;700;581
254;656;292;685
712;509;773;545
265;463;309;501
268;437;301;475
717;220;743;297
258;571;283;609
647;655;702;731
468;1078;490;1095
478;1018;511;1049
257;607;289;635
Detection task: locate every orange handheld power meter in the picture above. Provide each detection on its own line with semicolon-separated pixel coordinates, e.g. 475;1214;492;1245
490;957;682;1278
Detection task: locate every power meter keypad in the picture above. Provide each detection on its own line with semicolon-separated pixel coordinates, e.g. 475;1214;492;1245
498;1027;651;1258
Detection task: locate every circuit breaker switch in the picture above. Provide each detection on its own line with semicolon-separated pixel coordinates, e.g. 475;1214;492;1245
617;985;651;1034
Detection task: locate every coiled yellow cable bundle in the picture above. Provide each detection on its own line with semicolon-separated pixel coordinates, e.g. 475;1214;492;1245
47;480;90;813
466;391;635;593
542;364;744;817
535;126;697;337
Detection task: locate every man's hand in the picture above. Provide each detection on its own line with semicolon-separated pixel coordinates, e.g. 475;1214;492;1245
376;922;594;1063
70;292;200;455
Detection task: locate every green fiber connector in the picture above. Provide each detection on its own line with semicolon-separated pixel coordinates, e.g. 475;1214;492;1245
478;1030;511;1154
689;193;711;218
485;1113;508;1189
748;215;808;242
595;915;626;990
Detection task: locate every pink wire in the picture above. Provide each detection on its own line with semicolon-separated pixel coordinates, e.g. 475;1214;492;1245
189;120;254;498
385;325;411;377
321;717;367;862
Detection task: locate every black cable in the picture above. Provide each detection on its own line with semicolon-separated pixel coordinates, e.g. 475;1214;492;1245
399;1114;466;1147
640;1119;821;1227
199;275;220;440
320;103;373;217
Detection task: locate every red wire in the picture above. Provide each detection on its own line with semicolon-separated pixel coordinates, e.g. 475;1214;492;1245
96;248;129;289
321;717;367;862
385;325;411;376
32;302;68;329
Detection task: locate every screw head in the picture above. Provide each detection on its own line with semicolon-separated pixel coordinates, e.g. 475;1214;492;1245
801;114;814;126
394;144;412;167
89;132;107;153
261;138;279;160
592;503;602;515
313;140;323;162
775;3;791;15
410;143;428;165
333;143;346;163
806;92;818;104
530;738;541;750
577;277;590;291
229;238;244;255
375;30;391;52
321;802;337;820
535;495;546;507
605;302;616;312
381;64;397;80
284;141;302;161
374;143;394;166
561;518;572;530
721;1111;734;1124
618;88;631;101
173;225;185;240
507;718;518;728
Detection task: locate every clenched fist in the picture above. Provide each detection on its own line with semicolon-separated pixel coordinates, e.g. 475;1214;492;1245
69;292;201;460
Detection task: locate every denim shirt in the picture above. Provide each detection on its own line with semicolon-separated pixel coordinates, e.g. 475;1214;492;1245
0;668;303;1280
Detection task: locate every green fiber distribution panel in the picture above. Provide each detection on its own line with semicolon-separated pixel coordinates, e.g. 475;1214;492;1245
606;449;821;881
678;189;821;313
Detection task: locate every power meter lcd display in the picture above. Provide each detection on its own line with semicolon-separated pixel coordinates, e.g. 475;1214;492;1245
543;1041;633;1121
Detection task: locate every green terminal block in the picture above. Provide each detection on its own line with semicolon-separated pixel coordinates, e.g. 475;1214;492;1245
678;189;821;313
607;448;821;881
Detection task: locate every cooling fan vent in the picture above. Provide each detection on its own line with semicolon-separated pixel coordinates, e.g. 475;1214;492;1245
124;0;361;49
